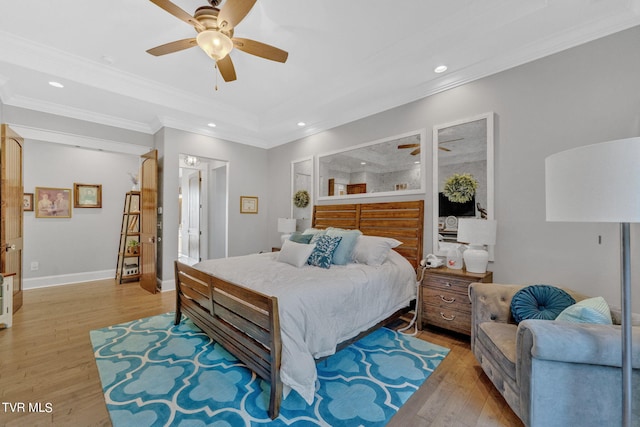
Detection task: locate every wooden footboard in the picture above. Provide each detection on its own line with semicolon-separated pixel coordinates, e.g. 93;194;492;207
174;261;283;419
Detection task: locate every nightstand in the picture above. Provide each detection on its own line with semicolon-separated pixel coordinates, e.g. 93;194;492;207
419;266;493;335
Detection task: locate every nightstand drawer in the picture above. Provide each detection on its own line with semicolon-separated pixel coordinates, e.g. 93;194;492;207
422;287;471;314
424;275;472;293
424;306;471;335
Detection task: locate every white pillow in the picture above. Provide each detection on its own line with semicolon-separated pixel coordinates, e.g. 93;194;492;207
352;235;402;266
277;240;315;268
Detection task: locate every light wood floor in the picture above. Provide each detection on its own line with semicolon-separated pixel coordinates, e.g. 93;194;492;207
0;280;523;426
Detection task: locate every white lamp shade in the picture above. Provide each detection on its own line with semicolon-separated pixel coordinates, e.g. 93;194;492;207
277;218;297;233
457;218;497;245
546;137;640;223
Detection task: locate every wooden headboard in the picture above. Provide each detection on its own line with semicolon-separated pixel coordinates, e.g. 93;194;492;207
312;200;424;268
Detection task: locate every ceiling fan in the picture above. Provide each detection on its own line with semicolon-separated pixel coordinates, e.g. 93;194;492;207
146;0;288;83
398;137;464;155
397;143;421;156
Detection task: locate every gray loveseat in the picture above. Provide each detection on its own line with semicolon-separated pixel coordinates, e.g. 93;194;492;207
469;282;640;427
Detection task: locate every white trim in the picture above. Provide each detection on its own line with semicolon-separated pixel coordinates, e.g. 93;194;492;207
8;125;152;155
23;269;115;289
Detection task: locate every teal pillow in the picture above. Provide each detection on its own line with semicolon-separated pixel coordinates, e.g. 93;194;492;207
326;228;362;265
510;285;576;324
289;233;314;244
307;235;342;269
556;297;613;324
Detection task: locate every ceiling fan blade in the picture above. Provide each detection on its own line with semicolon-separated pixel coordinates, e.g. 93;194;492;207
218;0;257;30
397;144;420;149
149;0;205;31
439;137;463;144
233;38;288;62
410;148;420;156
217;55;237;82
146;38;197;56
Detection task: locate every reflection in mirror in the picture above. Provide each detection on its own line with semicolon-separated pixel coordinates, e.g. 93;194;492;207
291;157;313;232
317;129;426;200
433;113;494;258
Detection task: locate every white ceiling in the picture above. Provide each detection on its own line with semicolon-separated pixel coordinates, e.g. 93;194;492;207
1;0;639;149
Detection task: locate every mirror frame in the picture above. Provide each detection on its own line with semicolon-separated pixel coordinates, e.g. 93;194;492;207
432;112;495;258
290;157;314;232
316;129;427;201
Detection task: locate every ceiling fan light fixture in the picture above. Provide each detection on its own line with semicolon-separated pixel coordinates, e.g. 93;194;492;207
196;30;233;61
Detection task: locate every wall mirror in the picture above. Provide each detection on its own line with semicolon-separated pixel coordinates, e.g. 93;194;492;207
433;112;494;258
291;157;313;232
316;129;427;200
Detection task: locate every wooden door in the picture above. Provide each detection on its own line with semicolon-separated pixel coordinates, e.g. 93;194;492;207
0;125;24;312
139;150;157;294
187;170;200;262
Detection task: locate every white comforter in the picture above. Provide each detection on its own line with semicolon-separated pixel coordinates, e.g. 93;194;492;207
194;249;417;404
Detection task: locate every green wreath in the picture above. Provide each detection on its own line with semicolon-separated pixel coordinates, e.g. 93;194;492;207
443;173;478;203
293;190;310;208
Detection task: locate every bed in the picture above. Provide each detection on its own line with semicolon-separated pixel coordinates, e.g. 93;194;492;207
174;200;424;418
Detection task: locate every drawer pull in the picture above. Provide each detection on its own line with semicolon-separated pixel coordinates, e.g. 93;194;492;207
439;295;455;303
440;312;456;321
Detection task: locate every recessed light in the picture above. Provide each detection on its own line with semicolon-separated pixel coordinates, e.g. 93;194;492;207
360;162;366;165
297;122;306;127
434;65;448;73
207;123;216;128
49;81;64;88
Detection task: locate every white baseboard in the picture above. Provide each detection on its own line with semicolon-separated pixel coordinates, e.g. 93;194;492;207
23;269;115;289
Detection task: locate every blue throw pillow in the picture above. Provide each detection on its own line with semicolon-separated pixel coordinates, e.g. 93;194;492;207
510;284;576;324
326;228;362;265
307;235;342;269
289;233;314;244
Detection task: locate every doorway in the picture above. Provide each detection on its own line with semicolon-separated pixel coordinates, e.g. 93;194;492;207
178;155;228;265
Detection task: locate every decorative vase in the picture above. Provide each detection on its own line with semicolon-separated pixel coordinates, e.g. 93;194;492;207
446;245;464;270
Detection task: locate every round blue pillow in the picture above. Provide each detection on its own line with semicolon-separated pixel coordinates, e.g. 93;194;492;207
510;285;576;324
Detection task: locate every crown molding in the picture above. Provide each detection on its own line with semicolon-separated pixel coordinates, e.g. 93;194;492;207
10;124;152;155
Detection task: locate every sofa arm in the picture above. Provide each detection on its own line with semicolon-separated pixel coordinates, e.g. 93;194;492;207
517;319;640;369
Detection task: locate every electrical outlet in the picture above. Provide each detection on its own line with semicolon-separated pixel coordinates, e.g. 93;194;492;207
30;261;39;271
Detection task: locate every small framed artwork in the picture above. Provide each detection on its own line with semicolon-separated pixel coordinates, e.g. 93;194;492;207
35;187;72;218
74;183;102;208
23;193;34;212
240;196;258;214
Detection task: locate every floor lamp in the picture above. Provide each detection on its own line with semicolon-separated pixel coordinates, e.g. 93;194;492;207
546;137;640;427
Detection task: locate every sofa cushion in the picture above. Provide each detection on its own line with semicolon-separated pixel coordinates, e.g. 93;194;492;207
477;322;519;381
556;296;613;324
510;284;575;324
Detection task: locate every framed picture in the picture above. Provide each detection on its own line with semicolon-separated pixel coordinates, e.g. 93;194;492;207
74;183;102;208
240;196;258;214
23;193;34;212
35;187;72;218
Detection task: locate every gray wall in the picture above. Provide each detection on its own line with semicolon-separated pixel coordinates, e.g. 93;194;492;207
22;141;140;287
156;127;269;290
267;25;640;309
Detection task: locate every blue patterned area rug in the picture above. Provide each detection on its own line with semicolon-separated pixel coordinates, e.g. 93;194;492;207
90;313;449;427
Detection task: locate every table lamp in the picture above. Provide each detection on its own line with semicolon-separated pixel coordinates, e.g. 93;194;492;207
546;137;640;427
457;218;497;273
277;218;297;245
